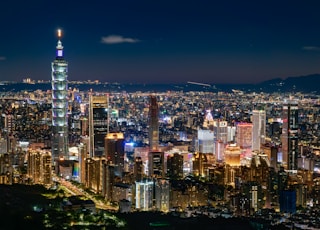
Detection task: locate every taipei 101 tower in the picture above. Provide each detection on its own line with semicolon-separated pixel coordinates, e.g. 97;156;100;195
51;29;69;161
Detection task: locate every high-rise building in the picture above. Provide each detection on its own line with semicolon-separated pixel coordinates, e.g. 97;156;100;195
197;129;214;153
51;29;69;161
155;179;170;212
103;162;115;202
148;151;165;178
27;149;52;185
105;132;125;177
224;143;241;167
281;101;299;172
78;142;88;184
89;94;109;157
252;110;266;152
134;156;143;181
167;152;183;179
85;157;105;194
236;122;253;156
227;126;236;143
213;120;228;144
215;140;225;162
135;179;154;211
149;95;159;151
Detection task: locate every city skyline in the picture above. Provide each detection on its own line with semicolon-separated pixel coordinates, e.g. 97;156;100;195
1;0;320;84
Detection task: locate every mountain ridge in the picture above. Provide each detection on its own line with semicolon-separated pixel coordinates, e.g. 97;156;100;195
0;73;319;93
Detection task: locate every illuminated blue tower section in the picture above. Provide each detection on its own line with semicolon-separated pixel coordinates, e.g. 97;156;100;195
51;29;69;160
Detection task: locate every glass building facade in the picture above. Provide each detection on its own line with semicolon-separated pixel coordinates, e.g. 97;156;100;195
51;33;69;160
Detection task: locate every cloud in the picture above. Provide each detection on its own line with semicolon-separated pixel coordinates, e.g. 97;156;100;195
0;56;6;61
302;46;320;51
101;35;140;44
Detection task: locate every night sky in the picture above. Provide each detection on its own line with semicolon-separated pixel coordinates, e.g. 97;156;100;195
1;0;320;84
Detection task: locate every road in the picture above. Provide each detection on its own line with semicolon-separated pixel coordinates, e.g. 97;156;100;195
55;176;118;211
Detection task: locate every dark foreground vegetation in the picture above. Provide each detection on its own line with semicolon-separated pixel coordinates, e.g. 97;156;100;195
0;184;287;230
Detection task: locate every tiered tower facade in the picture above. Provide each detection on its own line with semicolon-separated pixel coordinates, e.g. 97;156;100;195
51;29;69;160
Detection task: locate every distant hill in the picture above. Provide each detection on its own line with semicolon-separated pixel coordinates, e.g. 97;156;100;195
1;73;320;93
254;73;320;93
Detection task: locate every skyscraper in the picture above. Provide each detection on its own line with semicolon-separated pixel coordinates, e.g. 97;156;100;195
149;95;159;151
252;110;266;152
281;101;299;172
236;122;253;156
51;29;69;161
167;152;183;179
197;129;214;153
105;132;125;177
89;94;109;157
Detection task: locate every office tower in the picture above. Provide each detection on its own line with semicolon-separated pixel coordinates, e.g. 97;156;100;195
227;126;236;142
213;120;228;144
215;140;225;162
134;146;149;175
148;151;165;178
51;29;69;161
167;152;183;179
197;129;214;153
134;156;143;181
135;179;154;211
105;132;125;177
236;122;253;156
252;110;266;152
224;143;241;167
89;94;109;157
192;152;207;177
149;95;159;151
281;101;299;172
85;157;105;193
155;179;170;212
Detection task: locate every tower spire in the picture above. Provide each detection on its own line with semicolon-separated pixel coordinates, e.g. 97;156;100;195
51;28;69;164
56;29;64;57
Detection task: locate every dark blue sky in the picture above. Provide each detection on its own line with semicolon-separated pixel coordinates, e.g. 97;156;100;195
1;0;320;84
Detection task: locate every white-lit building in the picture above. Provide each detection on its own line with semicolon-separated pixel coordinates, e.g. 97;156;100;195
252;110;266;152
135;179;154;211
197;129;214;153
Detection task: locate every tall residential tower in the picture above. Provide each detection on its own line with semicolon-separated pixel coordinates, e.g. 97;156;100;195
281;101;299;172
149;95;159;151
51;29;69;161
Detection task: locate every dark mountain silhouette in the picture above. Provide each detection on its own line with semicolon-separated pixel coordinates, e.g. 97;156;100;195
1;73;320;93
254;73;320;93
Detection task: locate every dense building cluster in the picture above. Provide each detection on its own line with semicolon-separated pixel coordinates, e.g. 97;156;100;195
1;32;320;228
